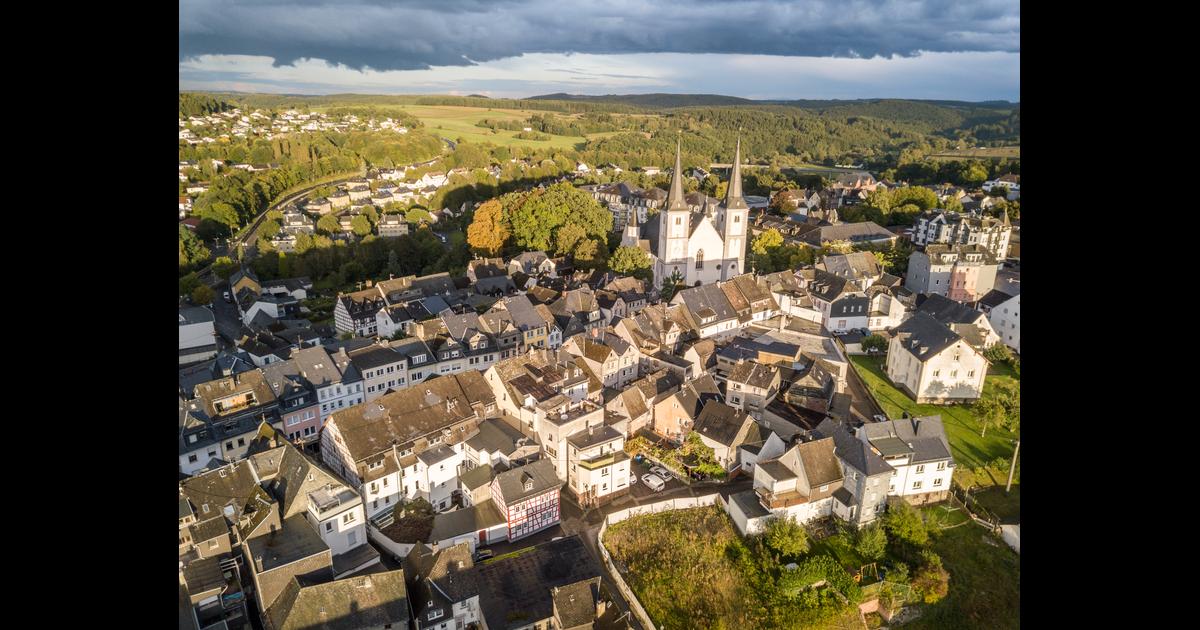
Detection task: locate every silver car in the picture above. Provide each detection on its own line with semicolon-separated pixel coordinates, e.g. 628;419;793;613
650;466;671;480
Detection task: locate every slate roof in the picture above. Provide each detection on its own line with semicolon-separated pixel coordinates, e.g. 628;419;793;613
819;251;881;280
861;416;954;465
976;289;1015;310
264;570;410;630
466;419;530;458
552;579;600;628
428;499;507;543
892;312;963;361
180;306;215;326
566;424;622;450
728;361;780;390
813;418;893;477
794;437;843;488
245;514;330;574
327;371;495;460
676;283;738;323
917;293;986;325
492;460;563;505
692;400;752;447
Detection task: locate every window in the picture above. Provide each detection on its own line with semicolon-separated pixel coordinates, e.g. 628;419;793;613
950;370;957;377
188;454;198;463
325;522;333;532
912;481;923;490
343;512;356;524
383;477;388;486
915;464;925;474
968;370;975;378
225;441;233;450
933;478;943;487
932;370;940;377
237;438;245;447
675;217;682;225
188;434;198;444
209;540;218;549
936;462;946;471
428;608;443;620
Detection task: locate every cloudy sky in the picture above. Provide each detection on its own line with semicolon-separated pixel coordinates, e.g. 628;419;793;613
179;0;1020;101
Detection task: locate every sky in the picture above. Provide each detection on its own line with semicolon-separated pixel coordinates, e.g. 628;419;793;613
178;0;1020;102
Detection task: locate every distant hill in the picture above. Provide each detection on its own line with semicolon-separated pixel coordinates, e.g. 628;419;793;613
529;92;757;107
529;92;1016;111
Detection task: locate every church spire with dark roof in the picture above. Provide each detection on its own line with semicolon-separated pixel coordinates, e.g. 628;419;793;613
724;136;748;211
666;137;689;213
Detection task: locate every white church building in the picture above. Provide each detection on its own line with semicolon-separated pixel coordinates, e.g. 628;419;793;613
623;139;749;287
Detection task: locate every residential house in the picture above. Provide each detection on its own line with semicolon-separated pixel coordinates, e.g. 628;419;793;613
798;222;897;248
613;303;694;380
411;537;601;630
180;371;282;475
731;436;844;532
291;346;363;421
859;416;955;505
691;400;761;471
670;282;741;339
507;251;558;277
916;293;1001;351
263;571;409;630
319;371;496;517
490;460;564;541
180;306;219;365
261;360;322;446
562;333;639;389
886;312;988;403
906;244;999;302
605;368;682;437
565;423;631;507
548;287;605;337
813;418;892;526
912;209;1012;261
463;418;539;469
725;360;782;419
985;291;1020;353
651;373;720;443
817;252;883;291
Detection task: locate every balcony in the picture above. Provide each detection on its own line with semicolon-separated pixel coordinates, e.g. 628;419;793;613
577;451;629;471
755;485;811;510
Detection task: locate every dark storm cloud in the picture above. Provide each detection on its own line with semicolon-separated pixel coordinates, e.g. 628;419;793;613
179;0;1019;72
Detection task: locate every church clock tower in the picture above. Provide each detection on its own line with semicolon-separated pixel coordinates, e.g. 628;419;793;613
721;137;749;280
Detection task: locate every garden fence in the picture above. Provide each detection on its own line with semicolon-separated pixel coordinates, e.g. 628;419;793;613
949;485;1000;532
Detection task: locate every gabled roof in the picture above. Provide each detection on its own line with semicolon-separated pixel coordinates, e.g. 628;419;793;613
727;361;780;390
917;293;987;326
813;418;893;477
265;571;410;630
892;312;964;361
861;416;953;464
692;400;753;447
492;459;563;505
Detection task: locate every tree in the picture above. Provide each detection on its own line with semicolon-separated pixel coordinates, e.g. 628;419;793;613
178;224;211;270
191;284;214;305
855;523;888;561
554;222;588;257
659;269;684;303
260;219;281;238
317;214;341;235
573;237;606;270
387;250;404;278
751;228;784;256
983;343;1014;364
763;515;810;558
972;378;1020;438
179;272;202;296
351;215;372;237
883;501;928;547
821;240;854;255
294;232;315;254
861;334;888;354
609;245;653;281
212;256;238;280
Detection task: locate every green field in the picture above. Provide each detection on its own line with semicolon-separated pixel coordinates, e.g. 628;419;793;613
848;356;1020;480
928;146;1020;161
390;104;617;150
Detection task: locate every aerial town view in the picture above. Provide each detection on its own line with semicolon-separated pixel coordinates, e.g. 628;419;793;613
178;2;1019;628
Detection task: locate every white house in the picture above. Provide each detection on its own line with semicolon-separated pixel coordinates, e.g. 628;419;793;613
179;306;218;365
886;313;988;404
987;293;1020;354
858;416;955;505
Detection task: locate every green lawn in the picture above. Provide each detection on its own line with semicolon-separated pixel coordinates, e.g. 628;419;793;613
849;355;1020;476
391;104;609;150
905;508;1020;630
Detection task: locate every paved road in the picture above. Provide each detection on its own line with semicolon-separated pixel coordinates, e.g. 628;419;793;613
209;283;245;345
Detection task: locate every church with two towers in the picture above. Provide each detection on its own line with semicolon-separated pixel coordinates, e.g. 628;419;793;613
621;138;750;287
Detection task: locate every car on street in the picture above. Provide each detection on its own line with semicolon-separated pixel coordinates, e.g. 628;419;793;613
223;291;232;303
641;473;666;492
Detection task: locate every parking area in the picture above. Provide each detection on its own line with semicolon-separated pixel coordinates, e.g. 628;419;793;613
627;458;686;499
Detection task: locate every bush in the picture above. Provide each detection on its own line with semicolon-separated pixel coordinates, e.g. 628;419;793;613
911;551;950;604
984;343;1014;364
861;334;888;354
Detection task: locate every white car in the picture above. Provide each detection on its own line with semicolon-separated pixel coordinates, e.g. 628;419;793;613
629;474;638;486
641;473;666;492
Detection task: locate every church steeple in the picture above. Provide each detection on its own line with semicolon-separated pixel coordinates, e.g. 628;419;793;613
622;205;640;247
665;137;689;213
724;136;748;211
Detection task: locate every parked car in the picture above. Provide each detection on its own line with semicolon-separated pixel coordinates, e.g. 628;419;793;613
641;473;666;492
223;291;232;303
872;414;889;423
473;549;494;562
650;465;671;480
629;474;638;486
